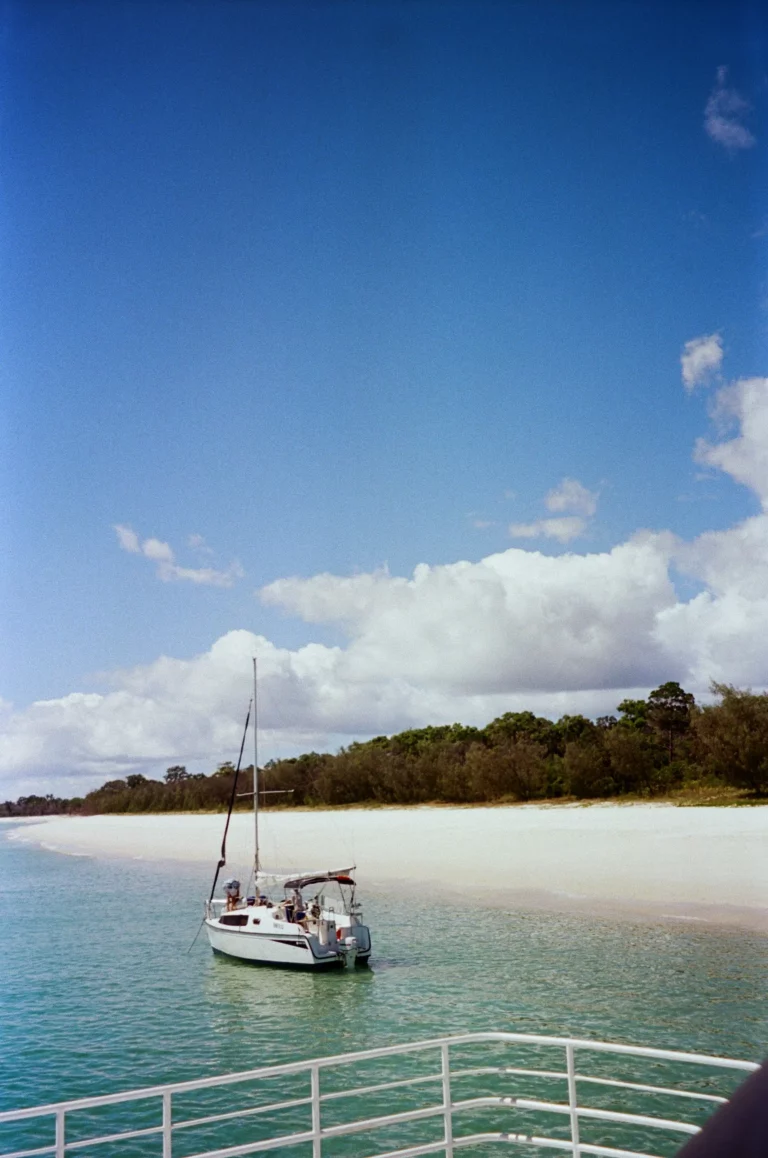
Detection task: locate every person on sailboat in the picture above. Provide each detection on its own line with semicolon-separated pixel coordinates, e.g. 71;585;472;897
224;878;241;911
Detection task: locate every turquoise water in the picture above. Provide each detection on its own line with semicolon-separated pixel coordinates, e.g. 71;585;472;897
1;826;767;1156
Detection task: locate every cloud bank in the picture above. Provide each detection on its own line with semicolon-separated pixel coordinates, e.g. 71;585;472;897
4;356;768;795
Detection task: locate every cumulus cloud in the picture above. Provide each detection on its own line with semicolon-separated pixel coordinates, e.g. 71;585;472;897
681;333;723;391
261;533;676;699
8;357;768;795
545;478;598;517
655;375;768;687
704;66;756;150
508;517;588;543
0;632;344;794
114;525;244;587
694;377;768;505
658;516;768;689
507;477;597;541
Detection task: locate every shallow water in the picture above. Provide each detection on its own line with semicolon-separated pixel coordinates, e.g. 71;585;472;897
1;827;767;1156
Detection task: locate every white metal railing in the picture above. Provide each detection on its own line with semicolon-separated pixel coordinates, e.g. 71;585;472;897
0;1031;759;1158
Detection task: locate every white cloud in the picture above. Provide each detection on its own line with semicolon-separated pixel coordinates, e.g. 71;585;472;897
545;478;598;517
694;377;768;505
681;333;723;391
8;352;768;796
142;538;174;564
508;516;588;543
704;66;756;151
508;478;597;541
114;524;140;553
657;513;768;688
188;533;215;557
113;525;244;587
260;533;677;701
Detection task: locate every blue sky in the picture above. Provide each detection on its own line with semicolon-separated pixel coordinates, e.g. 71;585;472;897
2;1;768;794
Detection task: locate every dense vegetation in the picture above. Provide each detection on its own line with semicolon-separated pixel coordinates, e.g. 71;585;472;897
4;682;768;818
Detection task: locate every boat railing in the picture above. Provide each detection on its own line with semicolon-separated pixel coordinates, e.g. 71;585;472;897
0;1030;759;1158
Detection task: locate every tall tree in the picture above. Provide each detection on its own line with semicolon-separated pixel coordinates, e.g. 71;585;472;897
164;765;189;784
647;682;695;762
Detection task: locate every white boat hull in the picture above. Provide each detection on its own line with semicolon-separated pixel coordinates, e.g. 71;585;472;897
205;918;370;969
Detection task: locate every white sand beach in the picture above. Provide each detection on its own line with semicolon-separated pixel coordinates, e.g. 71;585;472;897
8;804;768;931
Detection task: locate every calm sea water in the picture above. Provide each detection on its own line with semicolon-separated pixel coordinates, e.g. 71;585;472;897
1;825;767;1156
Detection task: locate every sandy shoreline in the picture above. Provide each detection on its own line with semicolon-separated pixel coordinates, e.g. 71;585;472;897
6;805;768;932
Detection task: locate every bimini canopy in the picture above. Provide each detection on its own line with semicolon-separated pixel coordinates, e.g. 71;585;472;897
255;867;355;890
282;870;356;891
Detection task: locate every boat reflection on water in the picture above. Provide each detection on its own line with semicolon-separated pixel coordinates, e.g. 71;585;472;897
203;939;376;1065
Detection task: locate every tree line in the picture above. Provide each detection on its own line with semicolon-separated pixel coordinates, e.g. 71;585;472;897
3;681;768;818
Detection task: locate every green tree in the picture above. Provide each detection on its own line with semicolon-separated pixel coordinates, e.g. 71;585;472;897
505;739;547;800
617;698;649;731
603;727;656;794
564;740;614;798
464;739;546;801
694;684;768;793
484;711;559;755
555;714;598;746
164;765;189;784
100;779;128;793
647;682;695;762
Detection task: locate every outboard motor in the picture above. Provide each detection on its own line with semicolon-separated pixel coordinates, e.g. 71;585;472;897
341;934;358;967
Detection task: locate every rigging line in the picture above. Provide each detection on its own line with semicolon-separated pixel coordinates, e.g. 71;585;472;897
185;916;205;955
208;698;252;903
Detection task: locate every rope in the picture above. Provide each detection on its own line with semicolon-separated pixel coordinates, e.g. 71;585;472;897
186;916;205;955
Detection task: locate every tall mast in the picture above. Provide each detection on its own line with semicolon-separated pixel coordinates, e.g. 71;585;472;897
253;656;259;877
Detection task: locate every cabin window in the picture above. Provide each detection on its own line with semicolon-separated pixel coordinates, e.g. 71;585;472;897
219;914;248;927
251;918;261;925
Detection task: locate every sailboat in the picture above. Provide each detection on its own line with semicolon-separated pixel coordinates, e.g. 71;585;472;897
203;660;372;969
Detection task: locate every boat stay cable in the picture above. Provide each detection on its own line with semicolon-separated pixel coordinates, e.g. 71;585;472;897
207;698;252;903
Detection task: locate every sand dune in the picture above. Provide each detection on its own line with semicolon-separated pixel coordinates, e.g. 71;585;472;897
8;804;768;930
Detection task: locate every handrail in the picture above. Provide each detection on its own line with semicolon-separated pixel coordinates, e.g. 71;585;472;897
0;1031;759;1158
